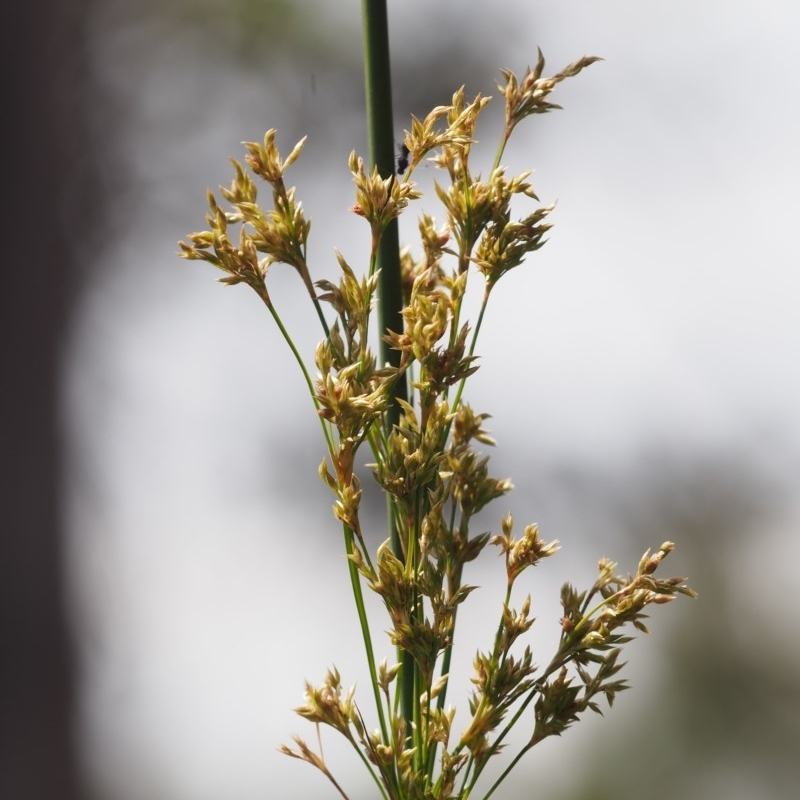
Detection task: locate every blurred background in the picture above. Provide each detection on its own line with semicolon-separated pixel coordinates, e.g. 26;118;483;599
4;1;800;799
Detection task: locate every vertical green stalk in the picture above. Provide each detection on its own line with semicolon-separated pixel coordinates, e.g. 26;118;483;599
360;0;414;740
360;0;407;421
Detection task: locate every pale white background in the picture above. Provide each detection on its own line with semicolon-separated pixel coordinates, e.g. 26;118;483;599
65;2;800;799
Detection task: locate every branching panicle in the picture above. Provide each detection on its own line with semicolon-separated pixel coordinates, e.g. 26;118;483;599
500;50;603;140
181;48;695;800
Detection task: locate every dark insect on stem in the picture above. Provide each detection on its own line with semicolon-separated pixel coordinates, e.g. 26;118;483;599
396;143;410;175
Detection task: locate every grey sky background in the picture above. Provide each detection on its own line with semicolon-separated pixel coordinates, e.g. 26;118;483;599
65;2;800;799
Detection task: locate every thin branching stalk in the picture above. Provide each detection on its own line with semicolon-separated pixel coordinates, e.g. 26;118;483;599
265;300;336;454
342;523;391;745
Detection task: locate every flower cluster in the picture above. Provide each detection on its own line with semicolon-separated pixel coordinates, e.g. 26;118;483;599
180;51;695;800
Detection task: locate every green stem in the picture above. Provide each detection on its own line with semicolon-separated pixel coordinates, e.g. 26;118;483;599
360;0;408;427
343;524;392;749
361;0;414;741
265;299;335;455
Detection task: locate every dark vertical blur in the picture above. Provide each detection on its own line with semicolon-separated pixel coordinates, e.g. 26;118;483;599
0;0;98;797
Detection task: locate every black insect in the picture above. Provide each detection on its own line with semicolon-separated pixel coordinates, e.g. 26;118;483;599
396;143;410;175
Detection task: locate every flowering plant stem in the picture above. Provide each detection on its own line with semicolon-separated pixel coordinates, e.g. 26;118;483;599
179;10;697;798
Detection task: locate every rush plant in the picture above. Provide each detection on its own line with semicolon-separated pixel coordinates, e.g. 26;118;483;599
180;5;696;799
